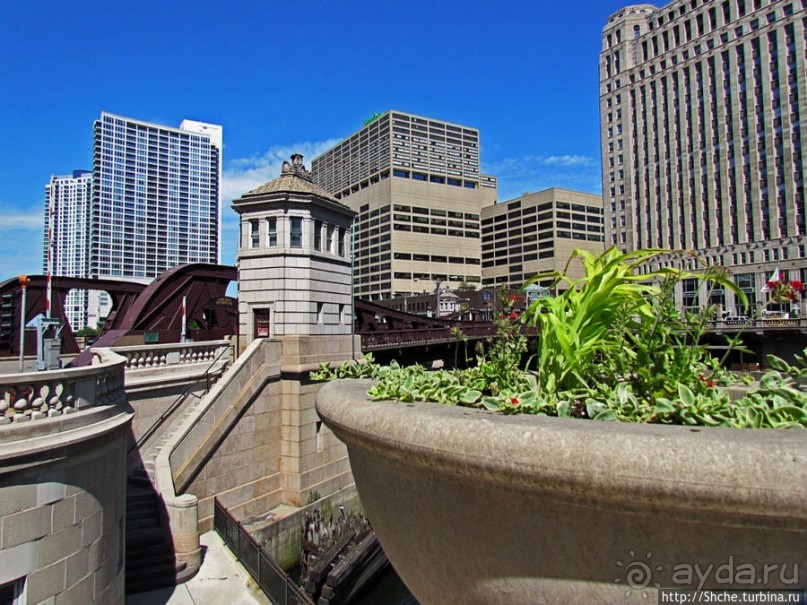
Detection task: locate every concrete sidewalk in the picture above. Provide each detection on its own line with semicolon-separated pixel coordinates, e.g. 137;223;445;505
126;531;270;605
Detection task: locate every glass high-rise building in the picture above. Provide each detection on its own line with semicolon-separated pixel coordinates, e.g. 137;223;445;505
44;170;93;330
91;112;222;280
600;0;807;314
312;111;497;301
44;113;222;329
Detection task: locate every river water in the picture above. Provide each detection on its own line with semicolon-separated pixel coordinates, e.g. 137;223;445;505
352;565;418;605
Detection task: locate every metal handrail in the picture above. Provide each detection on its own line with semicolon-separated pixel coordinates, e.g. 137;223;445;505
128;343;232;455
214;498;314;605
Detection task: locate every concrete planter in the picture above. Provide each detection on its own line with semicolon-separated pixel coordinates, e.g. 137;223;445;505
316;379;807;604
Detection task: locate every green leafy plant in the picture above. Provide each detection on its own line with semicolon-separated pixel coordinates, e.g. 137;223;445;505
311;248;807;429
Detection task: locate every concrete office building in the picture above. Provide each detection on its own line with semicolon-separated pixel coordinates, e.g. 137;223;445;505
311;111;497;301
481;188;606;290
601;0;807;314
43;171;93;330
91;113;222;281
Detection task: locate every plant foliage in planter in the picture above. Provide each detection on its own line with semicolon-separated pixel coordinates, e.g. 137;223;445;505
312;248;807;429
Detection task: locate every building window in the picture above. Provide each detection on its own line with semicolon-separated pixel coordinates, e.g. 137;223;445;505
250;219;260;248
326;225;335;253
338;227;346;256
254;309;271;338
0;578;25;605
314;220;322;251
267;218;277;247
290;217;303;248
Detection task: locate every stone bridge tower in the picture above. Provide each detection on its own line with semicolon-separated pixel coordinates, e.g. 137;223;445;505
233;153;356;348
229;154;358;511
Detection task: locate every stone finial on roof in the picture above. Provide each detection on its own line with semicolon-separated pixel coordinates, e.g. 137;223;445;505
240;153;341;201
281;153;312;181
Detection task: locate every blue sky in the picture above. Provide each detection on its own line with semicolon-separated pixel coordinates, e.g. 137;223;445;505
0;0;635;278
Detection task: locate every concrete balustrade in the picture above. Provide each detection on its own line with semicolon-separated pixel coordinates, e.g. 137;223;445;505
112;340;231;372
154;338;280;577
0;347;132;604
0;349;126;425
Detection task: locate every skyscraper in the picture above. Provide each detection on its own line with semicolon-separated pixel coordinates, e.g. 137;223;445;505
601;1;807;314
44;170;93;329
311;111;497;301
44;113;222;329
91;112;222;280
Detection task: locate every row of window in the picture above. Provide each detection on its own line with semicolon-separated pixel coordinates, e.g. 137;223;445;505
391;252;481;264
248;216;346;253
605;17;806;249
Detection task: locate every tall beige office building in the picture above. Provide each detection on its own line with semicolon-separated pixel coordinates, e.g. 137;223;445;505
481;188;605;290
312;111;497;300
601;0;807;313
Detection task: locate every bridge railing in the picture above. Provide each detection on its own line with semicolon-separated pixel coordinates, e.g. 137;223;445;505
0;348;126;426
111;340;231;371
710;317;807;330
360;324;497;350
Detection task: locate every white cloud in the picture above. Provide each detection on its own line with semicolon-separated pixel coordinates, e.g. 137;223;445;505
0;210;43;277
484;153;603;202
541;154;594;167
0;210;43;231
221;139;341;202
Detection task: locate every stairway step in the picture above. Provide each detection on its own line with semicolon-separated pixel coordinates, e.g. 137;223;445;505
125;563;185;595
126;560;187;583
126;487;156;501
127;488;156;498
127;514;160;526
126;516;163;532
126;551;177;572
126;502;160;515
126;541;173;559
127;475;154;489
126;526;169;547
126;503;160;517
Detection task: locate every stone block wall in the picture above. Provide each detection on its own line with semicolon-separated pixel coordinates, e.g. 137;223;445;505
166;339;285;534
166;334;357;535
244;485;362;571
0;407;131;605
187;376;284;533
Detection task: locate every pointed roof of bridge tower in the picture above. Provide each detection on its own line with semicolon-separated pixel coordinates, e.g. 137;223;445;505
236;153;343;205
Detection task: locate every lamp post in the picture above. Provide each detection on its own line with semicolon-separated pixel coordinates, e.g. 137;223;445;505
18;275;28;372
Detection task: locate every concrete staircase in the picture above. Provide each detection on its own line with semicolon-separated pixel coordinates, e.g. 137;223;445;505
124;389;210;594
124;338;287;593
125;478;189;594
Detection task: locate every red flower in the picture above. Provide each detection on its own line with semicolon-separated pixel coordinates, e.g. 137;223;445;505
699;373;715;388
509;312;518;320
510;397;519;405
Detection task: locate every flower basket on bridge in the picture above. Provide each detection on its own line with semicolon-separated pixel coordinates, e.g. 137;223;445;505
314;248;807;604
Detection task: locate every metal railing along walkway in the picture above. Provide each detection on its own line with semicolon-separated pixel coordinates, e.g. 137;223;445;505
214;498;314;605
